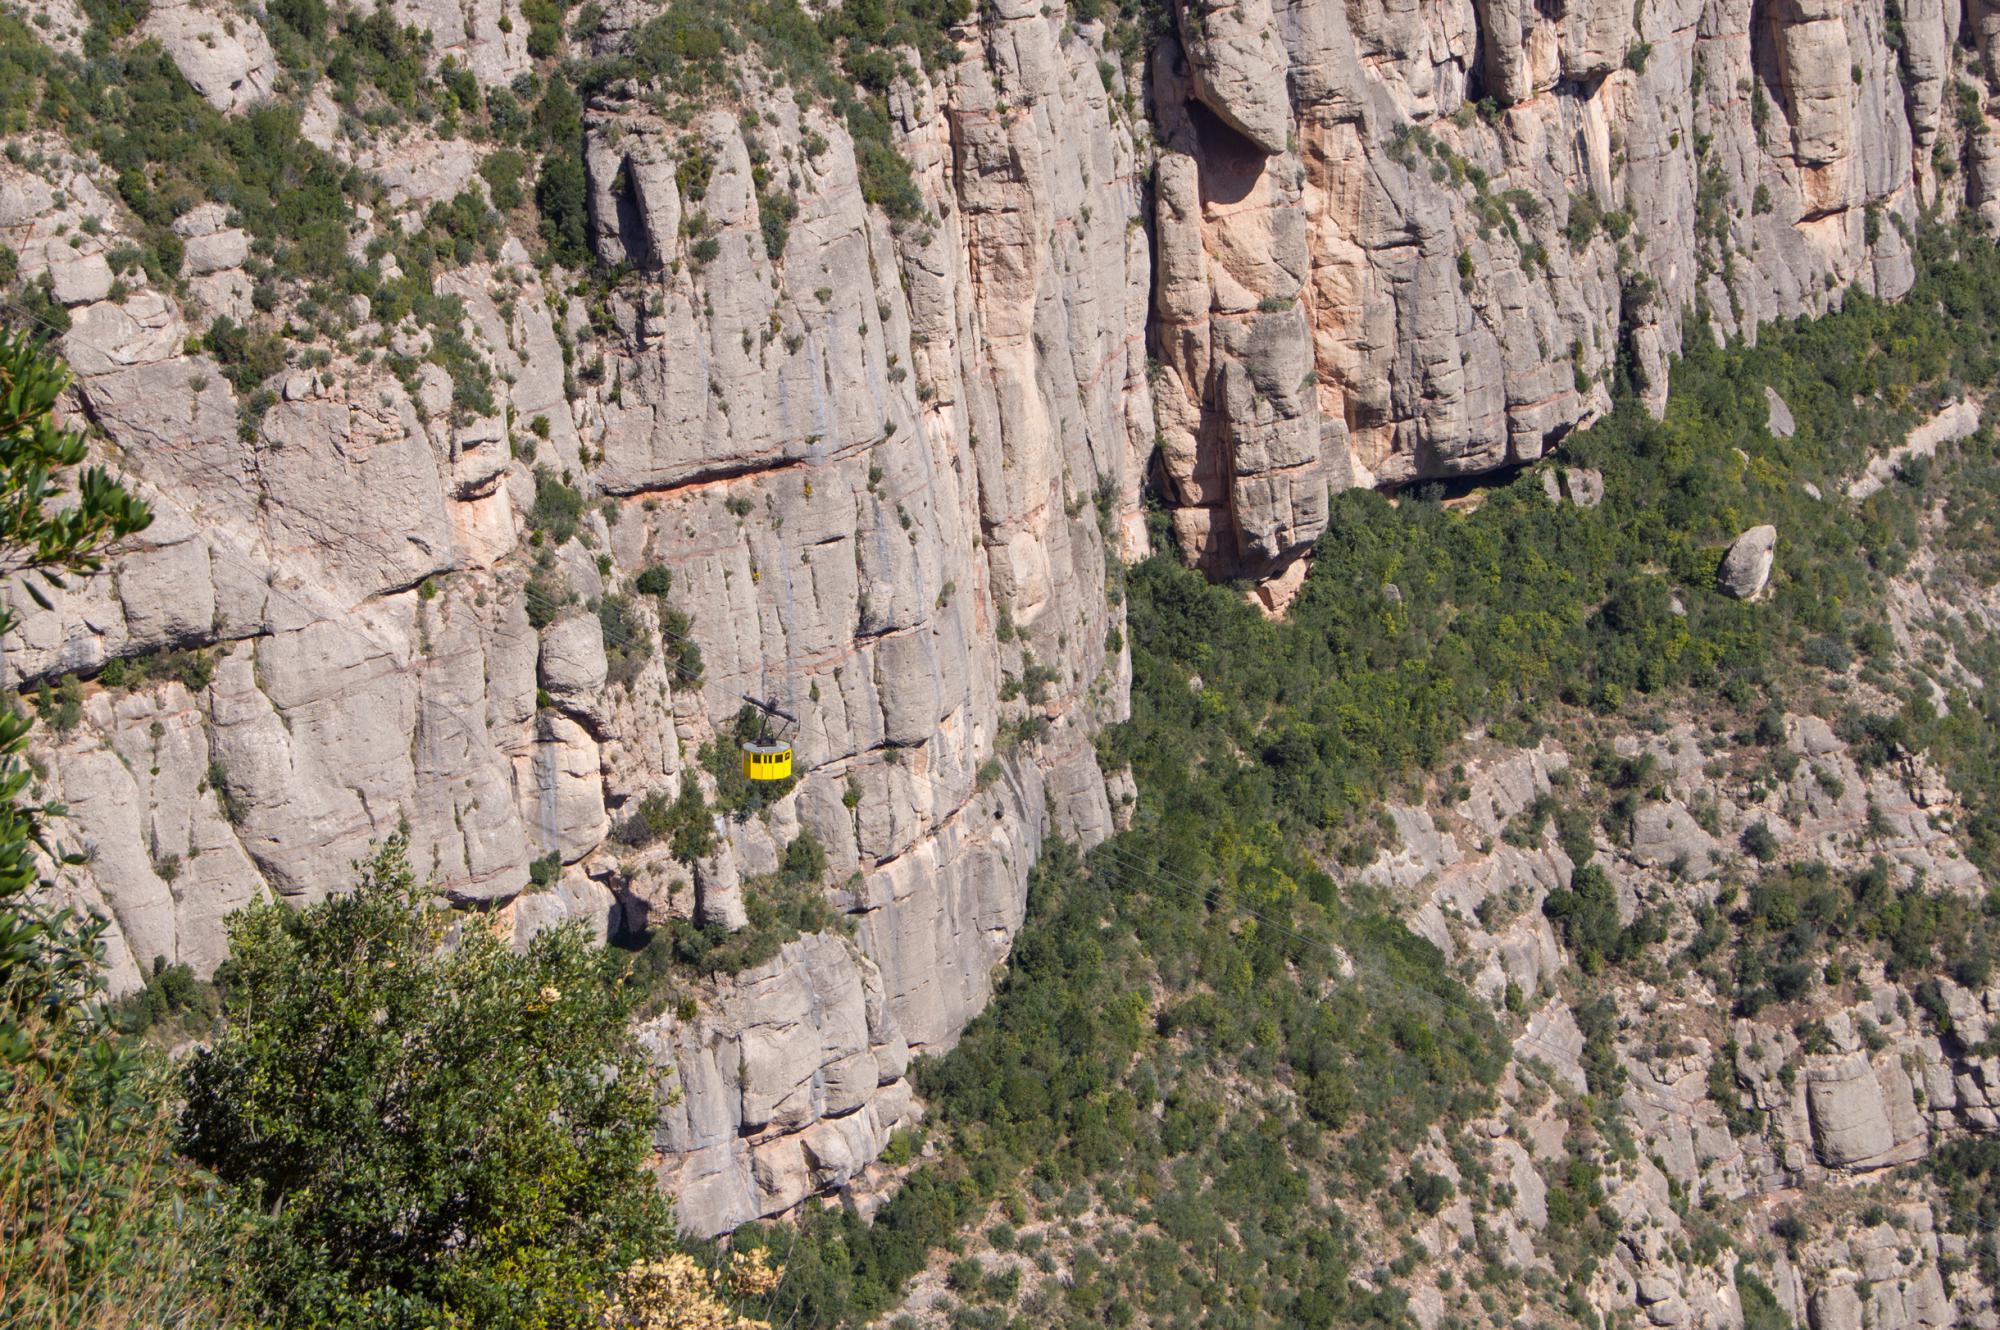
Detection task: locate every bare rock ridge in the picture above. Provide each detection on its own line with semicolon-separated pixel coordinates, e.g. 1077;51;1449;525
1375;710;2000;1330
2;0;1997;1243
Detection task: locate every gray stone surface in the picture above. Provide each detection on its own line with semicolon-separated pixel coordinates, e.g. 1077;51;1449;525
13;0;2000;1283
1;3;1139;1236
139;0;277;113
1766;387;1798;439
1719;525;1779;599
1146;0;1952;582
642;932;920;1236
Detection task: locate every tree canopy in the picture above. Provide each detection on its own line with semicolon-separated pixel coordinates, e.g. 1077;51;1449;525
179;838;678;1329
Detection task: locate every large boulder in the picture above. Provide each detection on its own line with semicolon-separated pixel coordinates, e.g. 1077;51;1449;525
1717;525;1777;599
139;0;278;114
1805;1052;1927;1171
1766;387;1797;439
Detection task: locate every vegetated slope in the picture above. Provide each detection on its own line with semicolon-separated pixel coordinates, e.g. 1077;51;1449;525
728;228;2000;1330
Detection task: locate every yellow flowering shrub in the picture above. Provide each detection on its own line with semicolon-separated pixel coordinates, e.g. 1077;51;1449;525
601;1251;782;1330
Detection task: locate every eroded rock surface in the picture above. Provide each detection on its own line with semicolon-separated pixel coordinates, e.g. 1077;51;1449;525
1148;0;1976;577
2;4;1141;1236
641;933;920;1237
11;0;2000;1254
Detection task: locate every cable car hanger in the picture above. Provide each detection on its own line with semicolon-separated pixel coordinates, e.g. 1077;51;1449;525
739;692;797;781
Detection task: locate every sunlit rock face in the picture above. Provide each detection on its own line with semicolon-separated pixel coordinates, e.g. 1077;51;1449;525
1151;0;1958;577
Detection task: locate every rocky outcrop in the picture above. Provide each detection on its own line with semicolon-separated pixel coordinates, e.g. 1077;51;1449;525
1373;717;2000;1330
3;2;1142;1226
387;0;529;87
1719;524;1779;598
1541;465;1605;508
139;0;278;114
1147;0;1980;578
13;0;2000;1260
1849;398;1984;499
641;932;920;1237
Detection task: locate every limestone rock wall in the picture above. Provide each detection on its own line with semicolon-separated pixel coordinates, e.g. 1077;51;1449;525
1152;0;1994;576
10;0;2000;1246
1;0;1145;1236
639;932;923;1237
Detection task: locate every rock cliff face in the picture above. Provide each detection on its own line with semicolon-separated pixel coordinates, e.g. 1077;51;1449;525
2;0;1145;1235
4;0;1998;1249
1151;0;1989;575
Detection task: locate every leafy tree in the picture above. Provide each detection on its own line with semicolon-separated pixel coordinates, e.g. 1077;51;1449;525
178;838;677;1328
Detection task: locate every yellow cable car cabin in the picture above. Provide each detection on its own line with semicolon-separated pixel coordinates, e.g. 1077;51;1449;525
742;738;793;781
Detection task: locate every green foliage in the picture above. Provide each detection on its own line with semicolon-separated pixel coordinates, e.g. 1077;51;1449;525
781;827;828;884
480;147;530;211
0;336;233;1326
203;316;287;394
625;869;844;987
1737;1267;1796;1330
598;591;653;686
524;548;575;629
1931;1138;2000;1284
1543;863;1657;973
527;850;563;890
1706;857;1995;1016
634;563;672;598
78;0;149;44
178;838;674;1328
110;954;218;1038
614;783;715;864
31;674;81;735
523;0;572;58
0;332;153;636
97;645;215;694
537;152;592;266
267;0;330;43
327;3;433;114
1108;226;2000;874
530;466;587;545
1741;818;1781;861
757;830;1504;1327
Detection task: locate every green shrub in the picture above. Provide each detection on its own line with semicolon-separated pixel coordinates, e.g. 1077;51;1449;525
530;466;587;544
599;592;653;686
614;782;714;864
537;153;592;265
178;838;675;1326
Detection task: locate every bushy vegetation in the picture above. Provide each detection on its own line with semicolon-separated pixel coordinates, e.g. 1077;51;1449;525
178;837;677;1328
622;831;844;998
1930;1138;2000;1286
0;331;227;1327
1681;856;1996;1017
740;833;1504;1329
578;0;962;232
